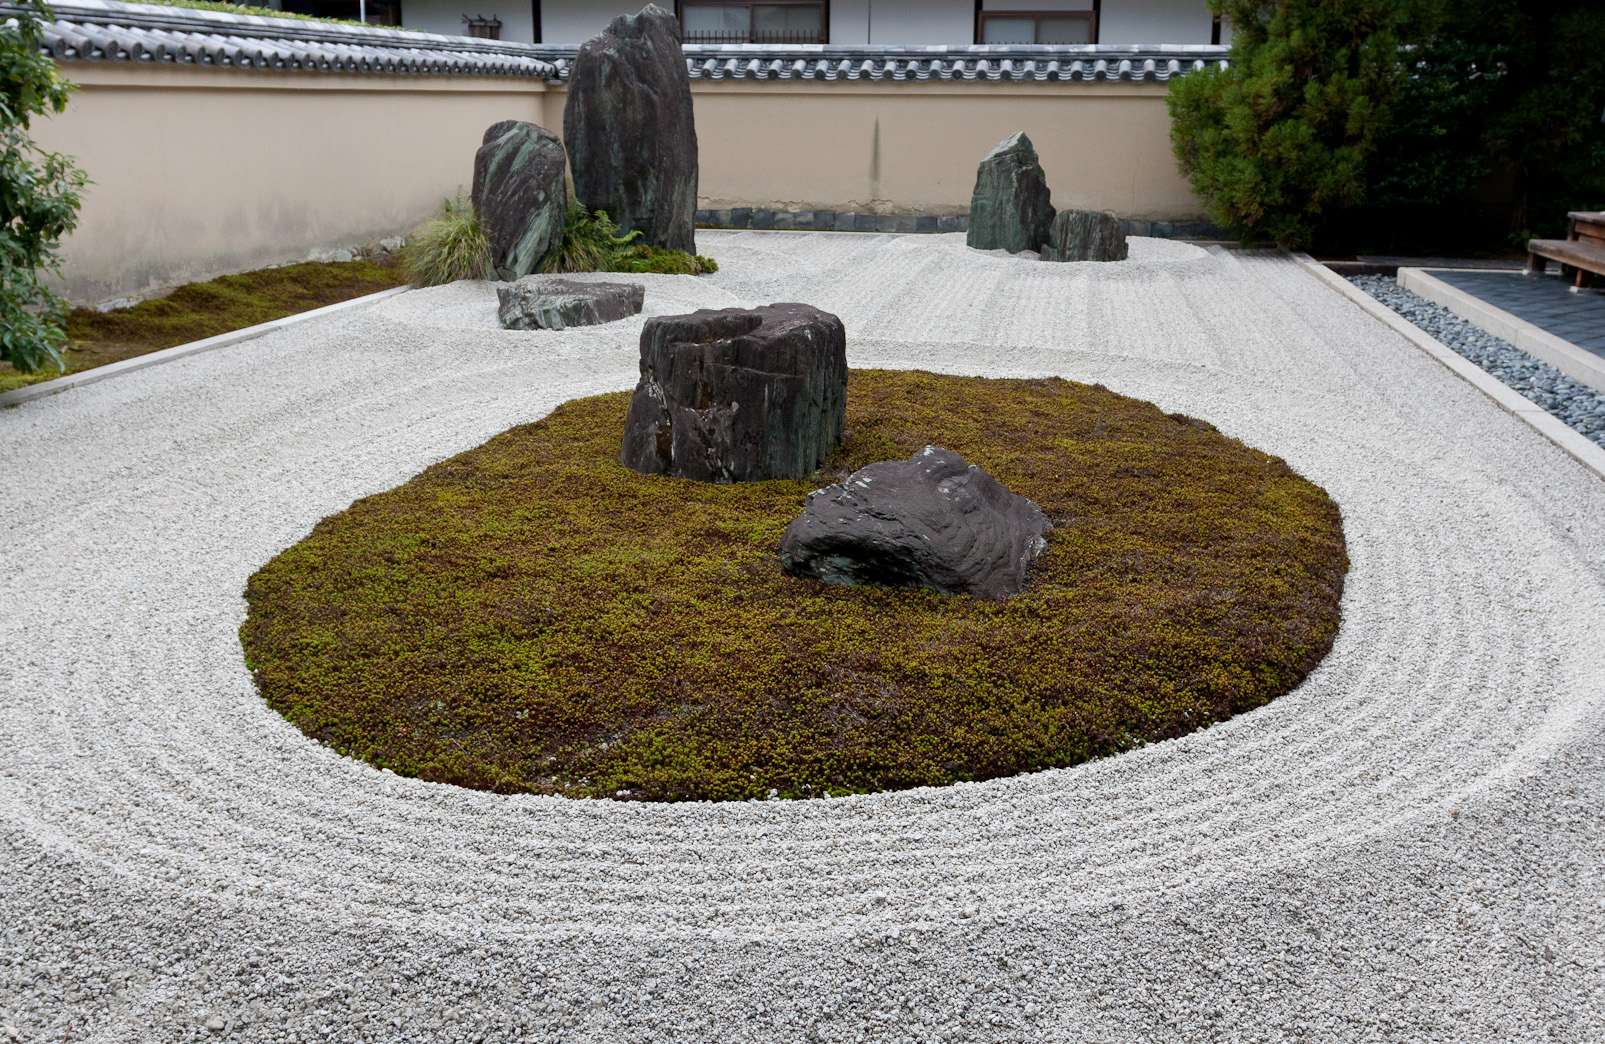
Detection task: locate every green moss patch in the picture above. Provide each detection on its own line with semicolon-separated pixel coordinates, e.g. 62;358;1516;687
241;371;1347;801
0;257;406;394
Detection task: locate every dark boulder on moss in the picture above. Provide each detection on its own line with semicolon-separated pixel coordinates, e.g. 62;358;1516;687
620;303;847;482
471;120;569;281
497;277;645;330
965;132;1055;254
564;5;698;254
1042;208;1129;262
779;446;1052;600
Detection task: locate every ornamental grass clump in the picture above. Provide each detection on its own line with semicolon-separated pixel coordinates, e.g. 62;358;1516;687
401;193;493;286
242;371;1348;803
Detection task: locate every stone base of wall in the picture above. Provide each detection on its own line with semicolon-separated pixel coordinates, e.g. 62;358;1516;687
695;209;1228;239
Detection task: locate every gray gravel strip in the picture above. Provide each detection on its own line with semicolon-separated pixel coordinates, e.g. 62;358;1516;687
3;234;1605;1043
1351;274;1605;446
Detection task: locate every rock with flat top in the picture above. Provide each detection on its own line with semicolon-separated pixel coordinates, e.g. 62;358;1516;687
497;278;645;330
472;120;568;280
779;446;1052;600
565;5;698;253
966;132;1056;254
620;303;847;482
1042;208;1129;262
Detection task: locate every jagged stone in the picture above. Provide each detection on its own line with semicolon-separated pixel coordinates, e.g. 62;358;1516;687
471;120;568;281
779;446;1052;600
620;304;847;483
564;5;698;254
965;131;1056;254
1042;208;1129;262
496;277;645;331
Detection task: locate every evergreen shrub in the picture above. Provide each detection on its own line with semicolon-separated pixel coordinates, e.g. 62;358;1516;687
1;0;87;374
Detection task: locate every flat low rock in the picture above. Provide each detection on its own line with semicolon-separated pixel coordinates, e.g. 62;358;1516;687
779;445;1053;600
472;120;568;280
620;303;847;482
1042;208;1128;262
497;277;645;330
965;131;1056;254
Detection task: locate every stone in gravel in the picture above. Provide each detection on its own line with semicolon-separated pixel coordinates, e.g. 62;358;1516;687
564;5;698;254
471;120;569;281
1042;208;1128;263
620;303;847;482
496;278;645;331
966;132;1055;254
778;445;1053;600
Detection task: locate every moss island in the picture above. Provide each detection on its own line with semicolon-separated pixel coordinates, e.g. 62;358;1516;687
241;370;1348;801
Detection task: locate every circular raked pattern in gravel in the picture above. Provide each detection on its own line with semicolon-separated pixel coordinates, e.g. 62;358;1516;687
239;371;1346;802
2;233;1603;1042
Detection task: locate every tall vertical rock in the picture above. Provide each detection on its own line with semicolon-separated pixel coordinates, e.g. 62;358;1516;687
620;304;848;483
965;132;1056;254
564;5;698;254
1041;208;1129;262
471;120;568;281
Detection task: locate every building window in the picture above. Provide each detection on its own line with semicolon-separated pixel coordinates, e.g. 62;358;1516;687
279;0;402;25
462;13;501;37
679;2;826;44
979;11;1095;44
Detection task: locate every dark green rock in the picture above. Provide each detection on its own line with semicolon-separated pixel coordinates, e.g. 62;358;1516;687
965;132;1055;254
1042;208;1129;262
471;120;568;281
620;304;848;483
497;278;645;330
564;5;698;254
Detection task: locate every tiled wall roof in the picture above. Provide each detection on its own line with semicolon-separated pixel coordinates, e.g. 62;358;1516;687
547;44;1229;84
8;0;558;78
10;0;1227;83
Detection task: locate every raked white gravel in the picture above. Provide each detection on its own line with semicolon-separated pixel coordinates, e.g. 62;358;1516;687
2;232;1604;1044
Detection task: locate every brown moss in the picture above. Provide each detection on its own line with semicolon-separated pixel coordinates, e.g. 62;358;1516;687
240;371;1348;801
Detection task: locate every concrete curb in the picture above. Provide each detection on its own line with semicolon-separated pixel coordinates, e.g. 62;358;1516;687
1294;253;1605;483
1396;266;1605;396
0;284;413;409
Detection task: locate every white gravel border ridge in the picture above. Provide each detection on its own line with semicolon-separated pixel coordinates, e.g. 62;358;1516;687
3;233;1604;1043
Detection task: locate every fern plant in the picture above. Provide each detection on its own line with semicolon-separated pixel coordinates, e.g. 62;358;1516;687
540;202;718;276
401;193;492;286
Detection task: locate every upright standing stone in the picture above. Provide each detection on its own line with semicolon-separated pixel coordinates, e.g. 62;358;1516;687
965;132;1056;254
565;5;698;254
1042;208;1129;262
620;304;848;483
471;120;569;281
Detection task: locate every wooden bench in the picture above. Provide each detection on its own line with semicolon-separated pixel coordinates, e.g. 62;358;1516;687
1528;211;1605;289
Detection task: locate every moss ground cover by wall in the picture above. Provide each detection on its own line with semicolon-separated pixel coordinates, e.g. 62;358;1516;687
0;257;406;393
241;371;1348;801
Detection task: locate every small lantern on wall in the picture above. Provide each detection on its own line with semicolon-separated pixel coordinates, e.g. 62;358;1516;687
462;14;501;38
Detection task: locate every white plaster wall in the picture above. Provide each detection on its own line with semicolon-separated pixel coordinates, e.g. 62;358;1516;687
402;0;537;40
840;0;974;45
1099;0;1214;45
538;0;649;42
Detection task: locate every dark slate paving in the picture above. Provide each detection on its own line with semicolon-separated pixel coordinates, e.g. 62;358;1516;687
1431;269;1605;358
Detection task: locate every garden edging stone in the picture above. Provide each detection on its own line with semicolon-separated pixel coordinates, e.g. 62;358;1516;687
0;285;413;408
1295;253;1605;484
1396;267;1605;396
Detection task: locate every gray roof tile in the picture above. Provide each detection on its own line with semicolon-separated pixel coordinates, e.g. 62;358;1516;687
11;0;1227;83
